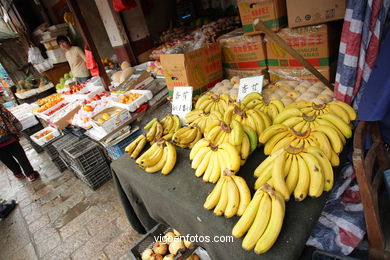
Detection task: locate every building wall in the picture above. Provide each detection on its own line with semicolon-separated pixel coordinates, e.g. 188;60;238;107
41;0;114;59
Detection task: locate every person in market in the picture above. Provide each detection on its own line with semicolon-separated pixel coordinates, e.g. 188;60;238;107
56;35;91;84
0;100;40;182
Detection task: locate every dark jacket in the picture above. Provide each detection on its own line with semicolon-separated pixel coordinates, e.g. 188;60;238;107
0;104;22;143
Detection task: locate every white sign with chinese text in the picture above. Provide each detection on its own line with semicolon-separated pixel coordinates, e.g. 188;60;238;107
172;87;193;122
238;75;264;102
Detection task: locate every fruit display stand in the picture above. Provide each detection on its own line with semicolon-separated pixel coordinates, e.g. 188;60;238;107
110;97;349;260
111;145;346;259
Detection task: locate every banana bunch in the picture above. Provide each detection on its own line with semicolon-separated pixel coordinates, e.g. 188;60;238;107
232;185;285;254
135;140;177;175
160;114;182;140
204;174;251;218
205;119;256;164
144;118;163;143
254;145;334;201
194;92;230;114
227;104;271;138
273;105;353;140
125;134;147;159
172;123;202;149
190;139;241;183
184;109;222;134
259;124;340;166
285;100;356;123
63;12;75;25
241;92;285;120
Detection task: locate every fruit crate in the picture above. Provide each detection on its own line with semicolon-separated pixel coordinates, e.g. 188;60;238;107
105;130;142;160
70;162;111;190
52;156;67;172
63;138;107;173
129;224;198;260
51;134;80;161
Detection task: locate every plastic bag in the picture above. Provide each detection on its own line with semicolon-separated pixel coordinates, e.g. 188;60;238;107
112;0;137;12
84;45;99;77
28;46;45;65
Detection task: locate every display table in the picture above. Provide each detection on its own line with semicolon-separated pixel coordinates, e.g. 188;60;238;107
111;146;341;259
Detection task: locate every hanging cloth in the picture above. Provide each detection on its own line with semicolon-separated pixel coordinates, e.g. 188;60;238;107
112;0;137;12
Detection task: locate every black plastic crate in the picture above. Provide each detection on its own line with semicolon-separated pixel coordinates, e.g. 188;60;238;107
64;139;107;173
62;126;87;139
70;162;111;190
44;143;59;159
52;156;67;172
52;134;80;161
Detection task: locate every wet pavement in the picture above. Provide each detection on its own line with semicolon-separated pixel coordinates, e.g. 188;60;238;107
0;139;141;260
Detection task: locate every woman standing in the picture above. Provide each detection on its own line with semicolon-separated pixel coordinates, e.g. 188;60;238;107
0;103;39;181
56;35;91;84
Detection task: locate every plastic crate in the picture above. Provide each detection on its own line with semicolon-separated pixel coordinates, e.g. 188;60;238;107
62;126;87;139
312;250;359;260
44;143;59;159
106;130;142;160
70;162;111;190
129;224;199;260
64;139;107;173
129;224;170;260
52;134;80;161
52;156;67;172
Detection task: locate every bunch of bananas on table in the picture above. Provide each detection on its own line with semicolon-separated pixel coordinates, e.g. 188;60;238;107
227;104;271;138
125;134;147;159
184;109;222;134
254;145;333;201
259;124;340;166
194;92;230;114
274;102;354;139
145;114;181;142
241;92;285;120
232;185;285;254
135;140;177;175
172;123;202;149
204;174;251;218
190;139;241;183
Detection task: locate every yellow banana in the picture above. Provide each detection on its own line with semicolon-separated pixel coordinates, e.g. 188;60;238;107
331;100;356;120
231;175;251;216
204;177;225;210
214;177;229;216
272;152;290;200
136;142;160;164
139;143;164;167
190;138;210;160
146;121;158;141
125;134;145;154
270;99;285;113
256;109;272;129
270;135;296;154
209;152;222;184
232;189;263;238
219;143;241;172
224;176;240;218
286;155;299;195
327;103;350;123
254;191;285;254
254;148;284;177
240;134;251;160
294;155;310;201
311;131;332;161
230;119;244;146
242;92;263;106
203;151;216;182
317;114;352;138
313;126;343;153
161;142;176;175
242;191;272;251
273;108;302;124
306;146;333;191
145;146;168;173
195;150;213;177
224;106;235;124
191;146;211;169
130;138;147;159
259;124;288;144
301;152;324;198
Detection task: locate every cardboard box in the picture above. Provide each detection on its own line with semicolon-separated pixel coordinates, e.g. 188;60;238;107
237;0;287;34
160;43;223;96
266;24;331;68
91;107;131;134
287;0;346;28
224;68;269;80
268;66;331;82
218;29;267;70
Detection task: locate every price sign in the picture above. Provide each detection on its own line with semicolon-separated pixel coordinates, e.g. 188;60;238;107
238;75;264;102
172;86;193;121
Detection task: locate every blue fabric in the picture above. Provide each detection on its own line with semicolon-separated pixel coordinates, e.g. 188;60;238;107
357;32;390;143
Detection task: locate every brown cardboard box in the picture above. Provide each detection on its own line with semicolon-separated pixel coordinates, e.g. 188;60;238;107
52;105;81;130
268;66;331;82
287;0;346;28
224;68;269;79
160;43;223;96
266;24;331;68
237;0;287;34
218;29;267;70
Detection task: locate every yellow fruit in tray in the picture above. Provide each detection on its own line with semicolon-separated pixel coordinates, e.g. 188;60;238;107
97;118;105;124
113;110;121;115
102;113;111;120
